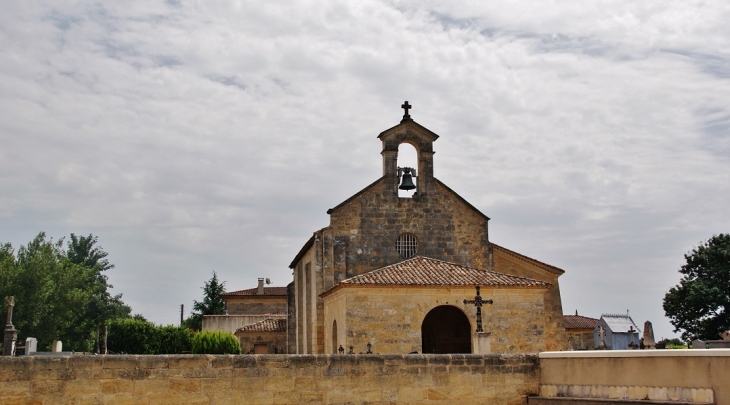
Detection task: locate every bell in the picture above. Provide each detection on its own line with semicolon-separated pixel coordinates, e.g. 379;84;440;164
399;168;416;191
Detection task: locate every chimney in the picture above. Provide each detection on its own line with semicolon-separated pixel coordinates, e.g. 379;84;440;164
257;278;264;295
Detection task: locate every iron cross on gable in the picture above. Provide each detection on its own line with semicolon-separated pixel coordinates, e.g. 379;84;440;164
401;101;412;120
463;286;493;333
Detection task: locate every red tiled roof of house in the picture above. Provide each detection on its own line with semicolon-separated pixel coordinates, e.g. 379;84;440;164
564;314;599;329
221;286;288;297
236;318;287;333
336;256;551;289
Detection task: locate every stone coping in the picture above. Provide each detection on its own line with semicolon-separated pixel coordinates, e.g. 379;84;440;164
0;352;540;367
539;349;730;358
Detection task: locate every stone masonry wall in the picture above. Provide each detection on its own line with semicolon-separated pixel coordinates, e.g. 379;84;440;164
328;179;491;282
324;286;548;355
493;249;567;351
224;296;287;316
0;353;539;405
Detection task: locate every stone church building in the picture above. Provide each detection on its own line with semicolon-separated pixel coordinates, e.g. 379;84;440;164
288;103;567;355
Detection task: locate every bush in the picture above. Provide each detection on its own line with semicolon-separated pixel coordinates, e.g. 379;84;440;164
191;331;241;354
107;318;192;354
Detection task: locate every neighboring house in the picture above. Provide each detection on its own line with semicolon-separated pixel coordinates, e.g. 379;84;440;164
235;318;288;354
564;311;598;350
594;313;641;350
202;278;288;353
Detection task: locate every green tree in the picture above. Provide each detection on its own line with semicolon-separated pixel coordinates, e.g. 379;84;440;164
65;234;131;352
0;232;131;351
2;233;92;350
663;234;730;341
183;272;226;331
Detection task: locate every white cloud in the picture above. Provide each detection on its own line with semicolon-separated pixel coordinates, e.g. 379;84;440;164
1;0;728;340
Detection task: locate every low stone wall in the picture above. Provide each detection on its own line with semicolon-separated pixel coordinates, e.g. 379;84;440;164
538;349;730;405
0;353;539;404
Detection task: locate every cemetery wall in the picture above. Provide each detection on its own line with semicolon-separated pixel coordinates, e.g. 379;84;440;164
0;353;539;405
538;349;730;405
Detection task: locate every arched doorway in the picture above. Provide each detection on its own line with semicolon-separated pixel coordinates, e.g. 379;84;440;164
421;306;472;354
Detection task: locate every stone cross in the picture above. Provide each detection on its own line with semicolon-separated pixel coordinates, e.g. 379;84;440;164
627;325;640;349
5;296;13;327
3;296;17;356
598;325;607;349
401;101;412;120
463;286;493;333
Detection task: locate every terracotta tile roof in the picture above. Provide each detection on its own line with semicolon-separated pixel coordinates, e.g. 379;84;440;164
336;256;551;289
236;318;287;333
221;287;287;297
492;243;565;275
564;314;599;329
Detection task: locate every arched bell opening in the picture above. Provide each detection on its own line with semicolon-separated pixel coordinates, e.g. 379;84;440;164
421;305;472;354
397;143;418;198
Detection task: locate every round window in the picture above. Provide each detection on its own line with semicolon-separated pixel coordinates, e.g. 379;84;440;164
395;233;418;258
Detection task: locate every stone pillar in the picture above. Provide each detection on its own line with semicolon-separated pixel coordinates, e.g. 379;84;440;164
418;151;434;196
472;332;491;354
3;296;17;356
381;150;398;195
3;327;17;356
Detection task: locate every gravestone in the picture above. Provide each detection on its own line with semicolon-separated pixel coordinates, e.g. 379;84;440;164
691;339;705;349
25;337;37;355
52;340;63;352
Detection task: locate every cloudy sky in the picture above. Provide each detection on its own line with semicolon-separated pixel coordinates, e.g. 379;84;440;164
1;1;729;342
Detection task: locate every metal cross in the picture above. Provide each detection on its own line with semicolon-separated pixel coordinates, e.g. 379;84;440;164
463;286;493;333
401;101;412;119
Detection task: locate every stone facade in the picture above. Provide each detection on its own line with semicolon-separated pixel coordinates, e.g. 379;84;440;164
323;285;548;355
202;314;286;334
563;314;599;350
220;282;287;316
492;245;567;351
0;353;540;405
289;105;568;354
224;296;285;316
235;319;288;354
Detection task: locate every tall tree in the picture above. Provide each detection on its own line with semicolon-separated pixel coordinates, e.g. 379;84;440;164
184;272;226;331
0;233;131;351
65;234;130;352
663;234;730;341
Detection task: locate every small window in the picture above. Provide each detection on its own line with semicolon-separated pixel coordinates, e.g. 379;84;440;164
396;233;418;258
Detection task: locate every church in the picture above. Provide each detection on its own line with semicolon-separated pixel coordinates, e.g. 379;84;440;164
287;102;567;355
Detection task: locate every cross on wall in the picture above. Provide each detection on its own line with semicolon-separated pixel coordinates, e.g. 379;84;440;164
463;286;493;333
